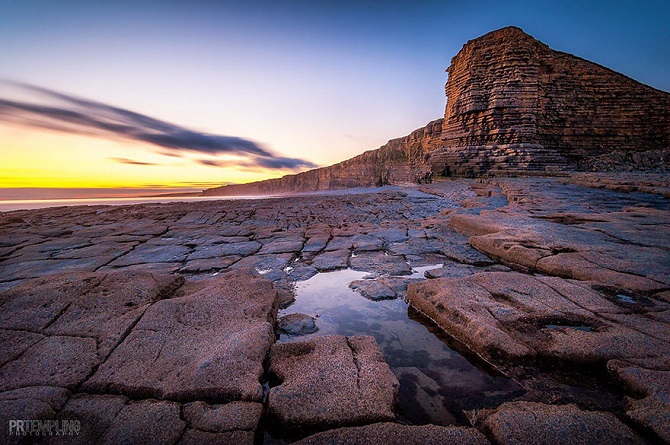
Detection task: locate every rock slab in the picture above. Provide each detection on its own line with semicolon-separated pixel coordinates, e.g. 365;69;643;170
84;269;278;402
267;335;399;431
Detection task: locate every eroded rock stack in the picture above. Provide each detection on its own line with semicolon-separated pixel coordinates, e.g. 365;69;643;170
431;26;670;176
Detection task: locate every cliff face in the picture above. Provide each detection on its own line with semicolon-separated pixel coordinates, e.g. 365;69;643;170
431;27;670;176
203;27;670;195
203;119;442;196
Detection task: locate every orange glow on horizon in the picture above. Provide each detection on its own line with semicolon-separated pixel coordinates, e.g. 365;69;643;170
0;125;295;195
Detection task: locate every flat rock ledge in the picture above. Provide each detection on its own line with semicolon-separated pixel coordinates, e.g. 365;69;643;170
83;269;278;402
478;401;646;445
294;422;490;445
267;335;399;432
408;271;670;365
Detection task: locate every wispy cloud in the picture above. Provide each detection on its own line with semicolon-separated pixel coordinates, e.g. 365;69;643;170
0;81;318;171
110;157;158;166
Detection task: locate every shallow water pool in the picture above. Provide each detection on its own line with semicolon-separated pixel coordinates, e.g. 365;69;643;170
278;268;524;426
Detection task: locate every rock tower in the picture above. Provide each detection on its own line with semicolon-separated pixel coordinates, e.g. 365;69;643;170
430;26;670;176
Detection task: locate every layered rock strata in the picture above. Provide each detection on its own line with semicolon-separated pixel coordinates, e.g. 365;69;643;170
431;27;670;176
203;119;442;196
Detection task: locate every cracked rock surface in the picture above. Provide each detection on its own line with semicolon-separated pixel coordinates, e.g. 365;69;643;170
0;175;668;443
267;335;399;431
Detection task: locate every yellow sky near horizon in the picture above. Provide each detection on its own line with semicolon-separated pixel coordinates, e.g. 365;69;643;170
0;125;292;193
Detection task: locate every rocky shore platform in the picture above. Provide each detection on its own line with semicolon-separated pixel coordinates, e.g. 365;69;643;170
1;174;668;444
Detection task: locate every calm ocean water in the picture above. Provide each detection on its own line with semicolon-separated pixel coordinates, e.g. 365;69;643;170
0;195;269;212
0;187;404;212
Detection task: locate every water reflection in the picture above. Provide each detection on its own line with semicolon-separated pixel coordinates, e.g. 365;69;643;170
279;269;524;426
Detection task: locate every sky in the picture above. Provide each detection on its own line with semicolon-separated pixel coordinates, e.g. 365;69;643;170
1;0;668;199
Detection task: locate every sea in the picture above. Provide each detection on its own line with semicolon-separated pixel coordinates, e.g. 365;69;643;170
0;186;403;212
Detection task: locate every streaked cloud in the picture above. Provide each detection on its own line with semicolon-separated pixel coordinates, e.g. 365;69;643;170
110;157;158;166
0;82;318;171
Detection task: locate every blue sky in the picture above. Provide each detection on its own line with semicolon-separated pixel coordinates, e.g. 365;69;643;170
0;0;668;196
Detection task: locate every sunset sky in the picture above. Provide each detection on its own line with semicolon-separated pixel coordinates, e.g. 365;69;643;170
1;0;669;199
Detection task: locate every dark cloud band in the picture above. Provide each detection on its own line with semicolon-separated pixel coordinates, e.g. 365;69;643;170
0;82;317;170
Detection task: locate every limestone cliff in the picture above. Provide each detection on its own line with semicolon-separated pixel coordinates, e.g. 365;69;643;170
202;119;442;196
431;26;670;176
203;27;669;195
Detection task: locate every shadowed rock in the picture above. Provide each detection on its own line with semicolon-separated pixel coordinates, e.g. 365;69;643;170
278;313;319;336
478;401;645;445
608;358;670;442
294;422;490;445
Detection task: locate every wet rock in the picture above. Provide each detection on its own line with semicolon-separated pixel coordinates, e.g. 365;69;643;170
310;250;350;271
388;238;445;256
352;234;384;251
424;264;477;278
286;264;319;281
442;243;496;266
259;238;305;254
608;359;670;442
272;279;297;309
294;422;490;445
302;235;330;253
107;243;191;267
378;276;414;297
278;313;319;336
267;335;398;431
350;279;397;301
479;401;645;445
231;253;293;282
350;251;412;276
185;243;233;260
219;240;262;257
180;256;241;273
325;236;355;251
369;227;409;243
84;269;277;402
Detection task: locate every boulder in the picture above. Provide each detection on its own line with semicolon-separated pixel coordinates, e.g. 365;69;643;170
278;313;319;336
